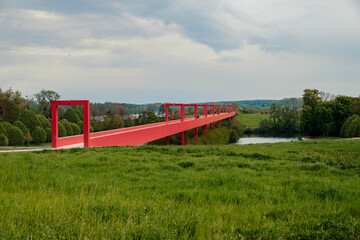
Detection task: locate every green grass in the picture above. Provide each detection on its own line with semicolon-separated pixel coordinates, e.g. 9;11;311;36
235;114;270;127
0;139;360;239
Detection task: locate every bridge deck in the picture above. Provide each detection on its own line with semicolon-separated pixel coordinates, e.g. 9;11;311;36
56;112;235;148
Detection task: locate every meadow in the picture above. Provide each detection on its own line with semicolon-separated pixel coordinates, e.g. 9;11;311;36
0;139;359;239
235;114;270;128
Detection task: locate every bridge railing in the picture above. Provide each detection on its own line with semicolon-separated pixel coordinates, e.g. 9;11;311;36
51;100;236;148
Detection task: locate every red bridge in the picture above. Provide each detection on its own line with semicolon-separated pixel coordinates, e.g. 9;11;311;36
51;100;236;148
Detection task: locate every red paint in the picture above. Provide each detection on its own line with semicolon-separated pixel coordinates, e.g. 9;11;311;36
52;101;236;148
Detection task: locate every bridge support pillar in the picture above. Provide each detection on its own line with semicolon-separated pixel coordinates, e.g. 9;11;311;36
166;136;169;146
218;121;221;128
203;124;207;133
181;131;185;145
195;128;198;139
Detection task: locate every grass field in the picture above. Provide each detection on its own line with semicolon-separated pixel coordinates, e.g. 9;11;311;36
235;114;270;128
0;139;359;239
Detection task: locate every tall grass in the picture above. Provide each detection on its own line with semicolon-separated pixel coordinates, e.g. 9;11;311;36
0;139;359;239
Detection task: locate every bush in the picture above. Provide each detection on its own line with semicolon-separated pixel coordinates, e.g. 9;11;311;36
13;120;30;135
230;120;244;137
229;130;239;143
0;122;7;137
37;114;51;129
340;115;358;138
63;108;80;123
19;110;42;133
8;126;25;146
2;122;13;133
32;126;47;143
70;123;81;135
90;126;94;133
45;127;52;142
0;133;8;146
77;121;83;133
62;121;74;136
346;116;360;138
58;122;67;137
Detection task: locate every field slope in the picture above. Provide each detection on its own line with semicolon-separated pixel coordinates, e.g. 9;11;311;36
0;139;359;239
235;114;270;128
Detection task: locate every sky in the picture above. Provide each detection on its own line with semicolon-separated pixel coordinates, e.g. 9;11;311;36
0;0;360;104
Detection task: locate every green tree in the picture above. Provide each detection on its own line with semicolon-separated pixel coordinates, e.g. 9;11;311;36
61;120;74;136
0;122;8;137
340;115;357;138
0;133;8;146
70;123;81;135
350;97;360;115
34;89;60;118
301;89;321;135
32;126;47;143
58;122;67;137
346;116;360;138
110;116;124;129
37;114;51;129
19;110;42;133
13;120;29;135
8;126;25;146
63;108;80;123
45;127;52;142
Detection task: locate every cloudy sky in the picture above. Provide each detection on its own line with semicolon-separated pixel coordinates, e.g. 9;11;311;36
1;0;359;103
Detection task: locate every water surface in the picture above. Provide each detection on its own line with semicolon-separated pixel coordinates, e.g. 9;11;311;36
236;137;299;145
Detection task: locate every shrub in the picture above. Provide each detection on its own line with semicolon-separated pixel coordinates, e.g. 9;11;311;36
70;123;81;135
58;122;67;137
229;130;239;143
346;116;360;138
8;126;25;146
13;120;30;135
19;110;42;133
90;126;94;133
230;120;244;137
37;114;51;129
0;133;8;146
77;121;83;133
62;121;74;136
0;122;7;137
63;108;80;123
32;126;47;143
2;122;13;132
45;127;52;142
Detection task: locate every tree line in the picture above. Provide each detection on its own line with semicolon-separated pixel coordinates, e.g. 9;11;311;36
256;89;360;137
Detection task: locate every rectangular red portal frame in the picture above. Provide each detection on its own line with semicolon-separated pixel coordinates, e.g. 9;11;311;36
51;100;90;148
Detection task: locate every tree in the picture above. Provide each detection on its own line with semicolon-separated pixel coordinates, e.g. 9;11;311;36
0;88;25;123
58;122;67;137
63;108;80;123
340;115;357;138
143;110;158;124
8;126;25;146
32;126;47;143
37;114;51;129
110;116;124;129
19;110;43;133
350;97;360;115
0;134;8;146
34;89;60;118
301;89;321;135
0;122;8;137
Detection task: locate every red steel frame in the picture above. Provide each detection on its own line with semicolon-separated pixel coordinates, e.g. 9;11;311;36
51;100;236;148
51;100;90;148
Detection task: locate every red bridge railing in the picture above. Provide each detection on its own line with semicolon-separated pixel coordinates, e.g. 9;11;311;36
51;101;236;148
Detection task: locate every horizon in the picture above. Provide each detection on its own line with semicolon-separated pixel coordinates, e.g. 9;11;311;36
1;1;359;104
